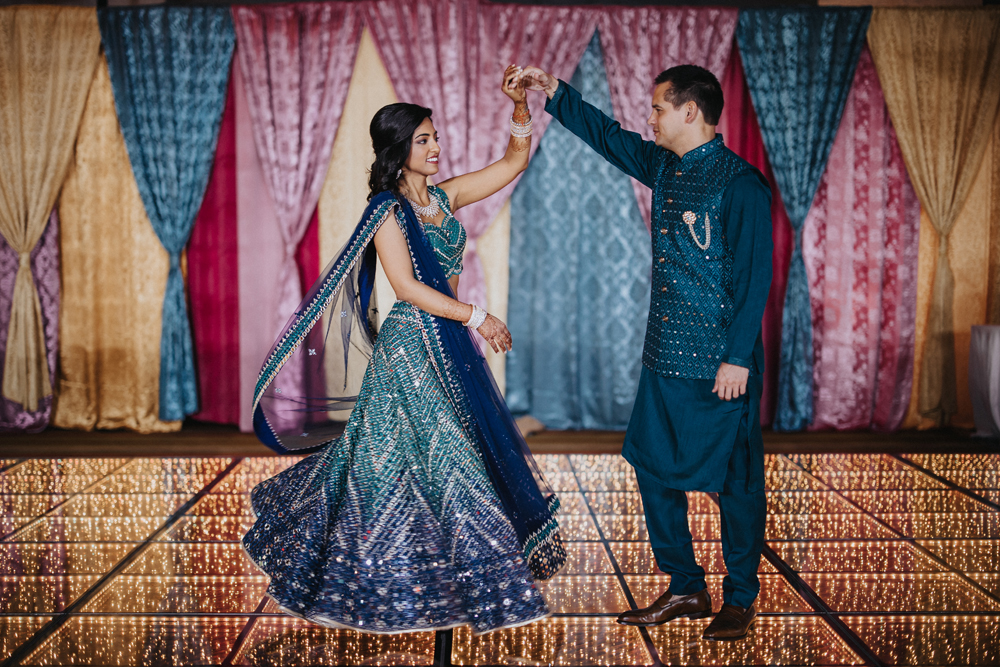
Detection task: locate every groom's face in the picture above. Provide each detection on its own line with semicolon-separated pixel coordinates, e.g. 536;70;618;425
647;82;690;151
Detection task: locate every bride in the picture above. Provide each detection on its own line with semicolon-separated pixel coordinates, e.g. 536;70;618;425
242;65;565;635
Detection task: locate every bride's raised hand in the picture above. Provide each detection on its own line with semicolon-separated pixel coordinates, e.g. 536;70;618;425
517;66;557;96
502;64;526;104
477;313;513;353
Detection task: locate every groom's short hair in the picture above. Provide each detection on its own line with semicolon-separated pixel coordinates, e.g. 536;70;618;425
654;65;724;125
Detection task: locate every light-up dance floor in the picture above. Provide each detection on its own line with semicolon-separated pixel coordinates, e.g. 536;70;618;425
0;453;997;666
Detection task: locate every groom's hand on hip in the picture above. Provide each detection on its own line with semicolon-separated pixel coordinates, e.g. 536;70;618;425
712;363;749;401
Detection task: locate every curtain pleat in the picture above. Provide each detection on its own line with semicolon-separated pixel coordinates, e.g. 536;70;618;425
54;58;179;433
738;7;871;432
507;33;650;430
188;75;240;425
365;0;598;317
802;47;920;432
0;210;59;432
597;6;738;227
717;43;793;428
232;2;362;339
0;7;100;413
868;8;1000;426
99;7;236;422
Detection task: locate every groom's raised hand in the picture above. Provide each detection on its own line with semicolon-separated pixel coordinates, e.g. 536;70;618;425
517;66;559;99
712;362;749;401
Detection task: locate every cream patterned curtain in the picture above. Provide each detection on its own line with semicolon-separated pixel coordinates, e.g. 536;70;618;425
0;7;100;411
868;8;1000;425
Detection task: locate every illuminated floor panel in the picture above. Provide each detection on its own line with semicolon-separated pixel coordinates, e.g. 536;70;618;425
0;452;995;666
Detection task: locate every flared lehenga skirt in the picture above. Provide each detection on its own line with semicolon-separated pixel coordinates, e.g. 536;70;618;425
242;301;550;634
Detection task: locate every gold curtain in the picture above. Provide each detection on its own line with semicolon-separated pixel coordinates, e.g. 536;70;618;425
868;8;1000;425
0;7;100;411
54;57;180;433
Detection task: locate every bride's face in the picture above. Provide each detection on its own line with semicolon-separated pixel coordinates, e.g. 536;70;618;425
405;118;440;178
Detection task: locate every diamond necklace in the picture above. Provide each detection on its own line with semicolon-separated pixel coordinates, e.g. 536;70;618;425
405;191;441;219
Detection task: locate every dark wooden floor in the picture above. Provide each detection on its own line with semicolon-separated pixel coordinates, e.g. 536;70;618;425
2;421;996;457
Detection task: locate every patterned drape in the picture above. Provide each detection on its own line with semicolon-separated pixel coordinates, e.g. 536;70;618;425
716;43;794;428
232;2;362;336
0;211;59;432
507;33;650;430
737;7;871;431
99;7;235;421
597;6;738;227
802;47;920;432
365;0;598;313
0;7;100;413
868;8;1000;425
55;58;180;433
187;77;239;426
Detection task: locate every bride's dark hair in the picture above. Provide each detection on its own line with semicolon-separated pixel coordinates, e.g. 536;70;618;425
367;102;433;200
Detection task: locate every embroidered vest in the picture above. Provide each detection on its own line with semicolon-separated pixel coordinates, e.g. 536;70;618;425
644;139;755;380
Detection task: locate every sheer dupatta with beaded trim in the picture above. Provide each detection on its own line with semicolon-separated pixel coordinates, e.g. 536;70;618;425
251;190;566;580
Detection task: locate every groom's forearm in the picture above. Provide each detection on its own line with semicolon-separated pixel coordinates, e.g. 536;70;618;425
544;80;659;188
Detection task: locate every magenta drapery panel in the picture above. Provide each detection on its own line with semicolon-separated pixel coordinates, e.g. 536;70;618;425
231;2;362;336
365;0;598;311
598;7;738;227
0;210;58;432
188;75;239;426
803;46;919;432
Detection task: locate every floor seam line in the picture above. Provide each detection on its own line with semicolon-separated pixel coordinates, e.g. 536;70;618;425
891;454;1000;512
1;457;244;667
1;459;135;542
567;457;663;667
785;454;1000;607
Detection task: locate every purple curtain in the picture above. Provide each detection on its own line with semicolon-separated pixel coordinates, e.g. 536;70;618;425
231;2;362;333
802;47;920;431
365;0;598;312
0;210;59;432
598;6;738;227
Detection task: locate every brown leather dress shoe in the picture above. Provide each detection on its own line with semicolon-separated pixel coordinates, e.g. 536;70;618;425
616;588;712;627
702;603;757;640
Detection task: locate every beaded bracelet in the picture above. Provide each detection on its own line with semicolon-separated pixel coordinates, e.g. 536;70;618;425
464;304;487;329
510;114;532;138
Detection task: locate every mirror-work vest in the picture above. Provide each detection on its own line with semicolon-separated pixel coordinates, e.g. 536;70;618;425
644;138;754;380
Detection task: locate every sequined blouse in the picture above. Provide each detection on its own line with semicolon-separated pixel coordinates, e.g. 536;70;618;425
422;185;466;279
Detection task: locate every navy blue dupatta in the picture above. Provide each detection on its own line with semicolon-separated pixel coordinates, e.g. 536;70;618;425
251;191;565;580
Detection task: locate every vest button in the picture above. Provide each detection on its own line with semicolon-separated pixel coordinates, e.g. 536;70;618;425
661;287;667;292
658;258;665;263
667;198;673;203
662;316;669;322
675;171;682;176
660;228;667;234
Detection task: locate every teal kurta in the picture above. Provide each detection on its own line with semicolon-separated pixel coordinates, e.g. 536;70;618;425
545;81;773;492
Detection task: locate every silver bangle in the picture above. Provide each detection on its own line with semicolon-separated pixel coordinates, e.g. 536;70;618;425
464;304;487;329
510;114;532;138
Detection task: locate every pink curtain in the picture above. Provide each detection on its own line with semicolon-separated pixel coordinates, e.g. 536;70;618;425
802;47;920;431
718;44;794;428
365;0;598;310
232;2;362;333
598;7;738;227
188;75;239;426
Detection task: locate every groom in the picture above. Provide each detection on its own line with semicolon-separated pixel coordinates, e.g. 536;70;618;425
520;64;772;640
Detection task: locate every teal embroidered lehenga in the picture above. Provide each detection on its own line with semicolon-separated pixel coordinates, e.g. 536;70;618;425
242;187;565;634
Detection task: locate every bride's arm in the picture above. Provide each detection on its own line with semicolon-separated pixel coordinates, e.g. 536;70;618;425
438;65;531;212
373;218;512;352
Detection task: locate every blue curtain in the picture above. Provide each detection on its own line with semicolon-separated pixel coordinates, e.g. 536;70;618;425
99;8;235;421
737;8;870;431
507;33;650;431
